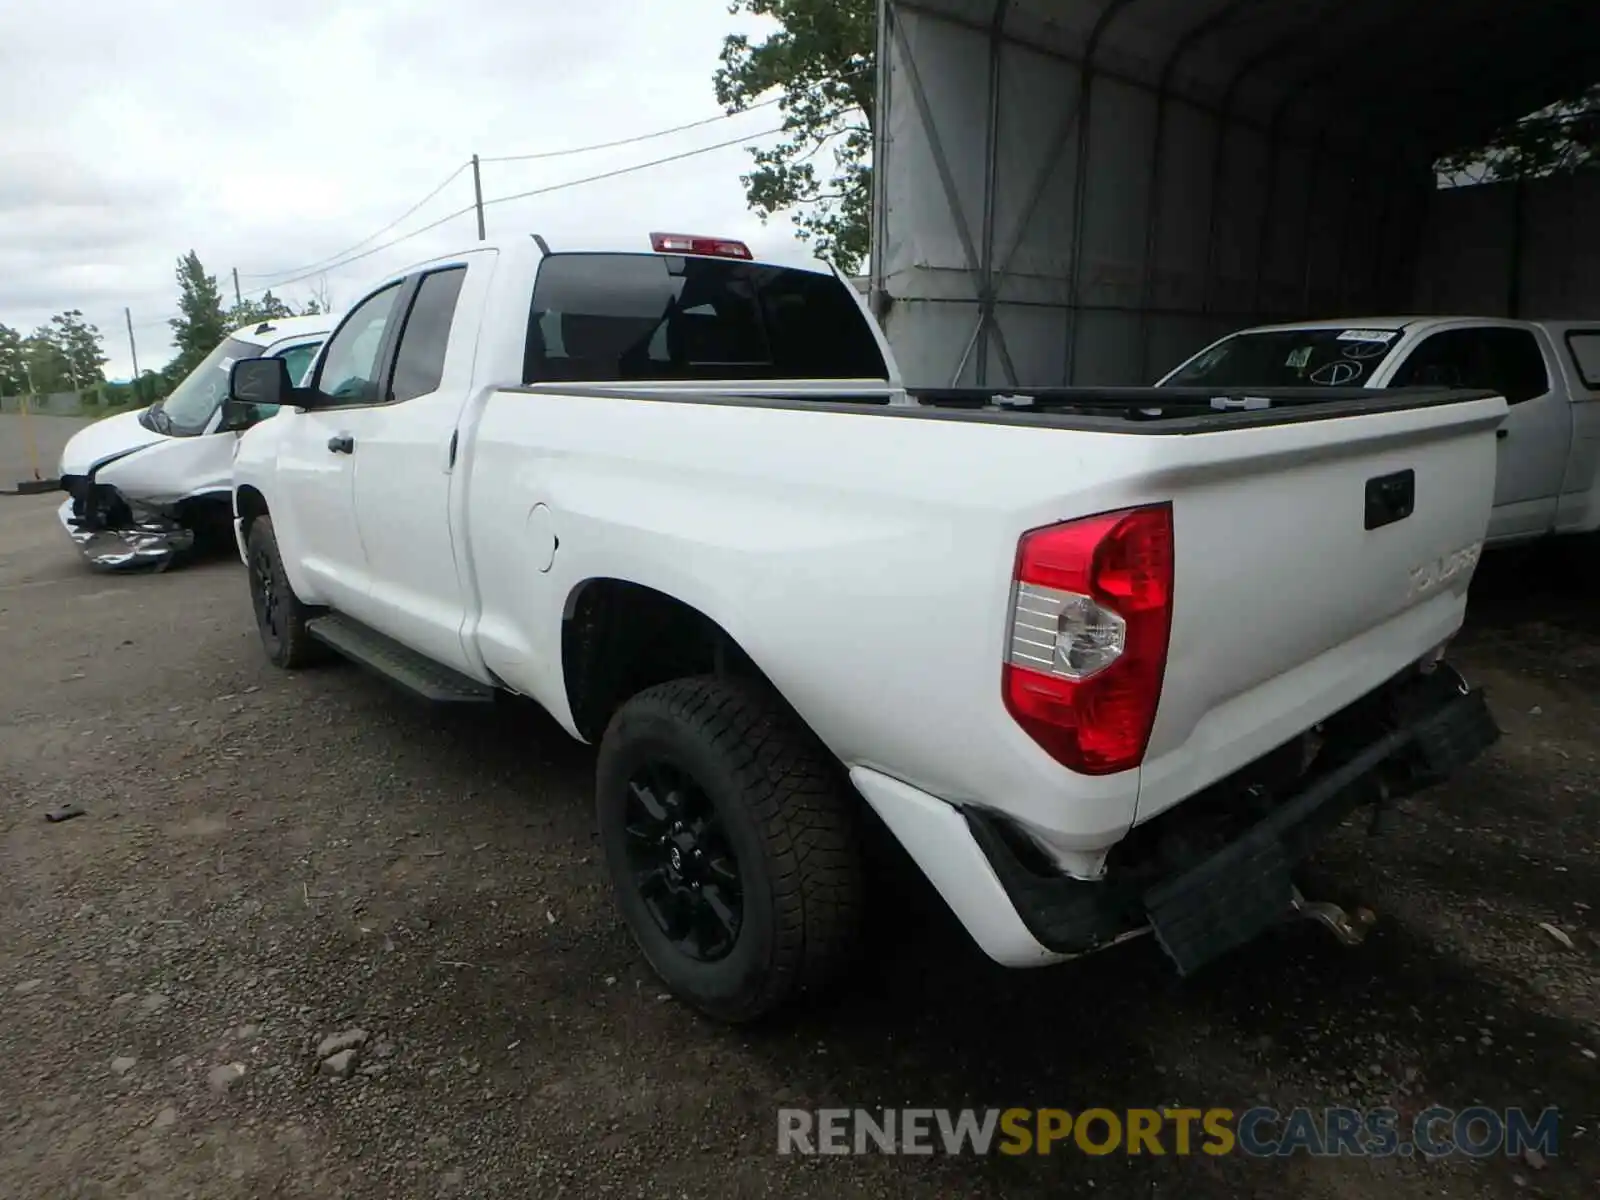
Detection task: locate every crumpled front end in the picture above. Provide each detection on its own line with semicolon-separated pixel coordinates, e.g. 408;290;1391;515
57;479;195;571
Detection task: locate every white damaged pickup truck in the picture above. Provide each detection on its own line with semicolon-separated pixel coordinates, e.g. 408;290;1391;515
58;314;330;569
225;232;1504;1022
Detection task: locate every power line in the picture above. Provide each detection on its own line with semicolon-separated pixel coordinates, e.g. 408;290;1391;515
242;98;816;287
238;160;470;283
124;87;867;329
479;96;784;164
241;101;797;288
481;124;792;211
239;202;480;294
131;124;780;322
243;122;798;295
478;62;873;164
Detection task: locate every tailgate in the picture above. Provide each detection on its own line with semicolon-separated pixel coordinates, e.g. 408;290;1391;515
1134;391;1505;824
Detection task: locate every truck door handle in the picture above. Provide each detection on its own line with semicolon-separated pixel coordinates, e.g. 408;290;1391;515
1496;429;1508;440
327;434;355;454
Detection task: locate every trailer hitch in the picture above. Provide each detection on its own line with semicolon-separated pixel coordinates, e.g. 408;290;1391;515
1289;886;1377;947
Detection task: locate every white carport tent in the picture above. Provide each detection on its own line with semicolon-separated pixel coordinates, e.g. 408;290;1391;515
869;0;1600;388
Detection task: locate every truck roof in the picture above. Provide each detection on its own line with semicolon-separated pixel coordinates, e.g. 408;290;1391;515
411;233;839;277
1234;316;1582;336
230;313;335;347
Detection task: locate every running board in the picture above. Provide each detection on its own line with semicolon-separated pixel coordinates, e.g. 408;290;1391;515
305;614;495;705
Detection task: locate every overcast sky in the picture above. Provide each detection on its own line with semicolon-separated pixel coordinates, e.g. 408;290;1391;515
0;0;812;381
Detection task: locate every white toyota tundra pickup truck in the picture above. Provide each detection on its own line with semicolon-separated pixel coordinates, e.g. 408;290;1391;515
225;232;1504;1023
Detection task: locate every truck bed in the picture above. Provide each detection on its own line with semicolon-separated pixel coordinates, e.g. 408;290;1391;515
467;377;1504;866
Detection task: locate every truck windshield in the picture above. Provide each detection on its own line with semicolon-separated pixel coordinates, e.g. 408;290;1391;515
1164;328;1404;389
524;253;888;383
149;336;264;436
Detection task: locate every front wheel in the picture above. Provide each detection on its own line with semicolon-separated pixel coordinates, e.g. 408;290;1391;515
245;515;327;669
596;676;864;1024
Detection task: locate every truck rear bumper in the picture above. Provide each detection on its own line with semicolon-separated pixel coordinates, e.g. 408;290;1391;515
853;663;1499;974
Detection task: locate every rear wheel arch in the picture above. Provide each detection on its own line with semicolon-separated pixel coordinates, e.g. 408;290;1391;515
560;577;789;745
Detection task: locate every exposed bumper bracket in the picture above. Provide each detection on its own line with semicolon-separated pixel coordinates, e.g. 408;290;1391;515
968;669;1500;976
1288;886;1377;947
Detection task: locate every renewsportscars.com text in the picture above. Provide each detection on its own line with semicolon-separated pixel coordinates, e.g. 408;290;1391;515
777;1106;1560;1159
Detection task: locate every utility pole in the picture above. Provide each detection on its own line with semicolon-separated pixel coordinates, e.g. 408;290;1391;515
124;307;141;381
472;154;486;241
18;361;41;482
233;267;243;307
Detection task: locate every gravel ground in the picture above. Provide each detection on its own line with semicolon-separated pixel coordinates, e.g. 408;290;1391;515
1;490;1596;1199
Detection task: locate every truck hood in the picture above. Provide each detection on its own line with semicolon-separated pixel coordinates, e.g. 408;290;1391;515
58;409;169;476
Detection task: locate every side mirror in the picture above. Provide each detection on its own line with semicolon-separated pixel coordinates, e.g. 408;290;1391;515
229;356;290;406
220;357;293;431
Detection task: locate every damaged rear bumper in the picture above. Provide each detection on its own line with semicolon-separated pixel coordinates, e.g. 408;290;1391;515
855;662;1499;974
969;663;1498;974
56;491;194;571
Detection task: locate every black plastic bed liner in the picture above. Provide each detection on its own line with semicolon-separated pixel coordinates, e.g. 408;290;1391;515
903;384;1502;428
517;381;1501;435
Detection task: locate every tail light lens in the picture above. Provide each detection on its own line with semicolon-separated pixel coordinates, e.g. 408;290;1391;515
1003;504;1174;775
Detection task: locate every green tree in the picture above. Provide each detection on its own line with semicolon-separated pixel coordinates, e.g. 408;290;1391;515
714;0;875;272
227;290;296;329
1438;82;1599;183
0;323;25;394
22;328;73;392
167;251;228;379
46;309;107;386
299;297;325;316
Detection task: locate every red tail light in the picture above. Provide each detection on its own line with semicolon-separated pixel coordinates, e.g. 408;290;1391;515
1003;504;1174;775
649;232;753;260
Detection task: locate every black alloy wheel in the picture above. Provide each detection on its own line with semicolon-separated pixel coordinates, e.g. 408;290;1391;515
596;676;864;1023
623;761;744;962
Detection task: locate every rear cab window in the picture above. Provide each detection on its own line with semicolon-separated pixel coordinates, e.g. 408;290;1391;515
1566;331;1600;391
522;253;888;384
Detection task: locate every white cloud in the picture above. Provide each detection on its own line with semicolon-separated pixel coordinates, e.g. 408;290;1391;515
0;0;812;380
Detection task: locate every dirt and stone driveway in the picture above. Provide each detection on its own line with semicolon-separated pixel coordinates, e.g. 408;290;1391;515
1;490;1596;1198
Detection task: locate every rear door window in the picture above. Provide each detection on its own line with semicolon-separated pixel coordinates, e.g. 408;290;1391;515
1389;327;1550;404
389;266;468;402
1566;331;1600;389
523;253;887;383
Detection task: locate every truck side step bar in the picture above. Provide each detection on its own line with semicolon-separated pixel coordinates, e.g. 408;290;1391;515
305;614;495;705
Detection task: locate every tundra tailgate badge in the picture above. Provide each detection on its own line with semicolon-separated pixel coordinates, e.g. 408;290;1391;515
1408;543;1482;601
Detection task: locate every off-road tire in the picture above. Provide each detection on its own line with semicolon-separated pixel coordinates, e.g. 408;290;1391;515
245;516;327;669
596;676;864;1024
